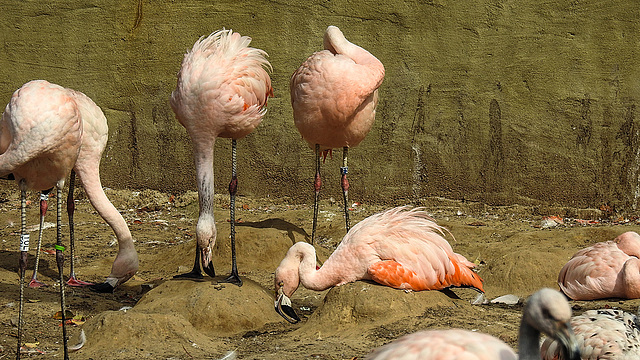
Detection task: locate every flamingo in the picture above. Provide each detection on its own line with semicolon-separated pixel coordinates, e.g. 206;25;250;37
27;88;139;293
558;231;640;300
1;80;83;359
290;25;385;243
274;206;483;323
170;29;273;286
365;288;581;360
541;307;640;359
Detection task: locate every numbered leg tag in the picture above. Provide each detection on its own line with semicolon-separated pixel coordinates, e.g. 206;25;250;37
20;234;30;252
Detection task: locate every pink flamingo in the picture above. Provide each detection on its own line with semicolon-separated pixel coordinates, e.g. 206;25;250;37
27;88;139;293
1;80;83;359
290;25;385;243
558;231;640;300
541;307;640;359
365;288;581;360
170;29;273;285
274;206;483;323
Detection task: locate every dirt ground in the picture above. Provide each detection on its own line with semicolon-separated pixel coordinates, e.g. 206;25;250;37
0;187;639;359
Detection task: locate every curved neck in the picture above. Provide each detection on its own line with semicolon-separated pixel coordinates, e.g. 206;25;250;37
518;318;541;360
293;243;341;291
323;27;383;71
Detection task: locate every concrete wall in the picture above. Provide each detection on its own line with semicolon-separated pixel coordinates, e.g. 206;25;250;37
1;0;639;211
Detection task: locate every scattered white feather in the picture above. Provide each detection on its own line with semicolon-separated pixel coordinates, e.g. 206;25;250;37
218;350;237;360
69;329;86;351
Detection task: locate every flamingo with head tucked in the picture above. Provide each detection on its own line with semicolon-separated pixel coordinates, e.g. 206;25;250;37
558;231;640;300
170;29;273;286
274;206;483;323
290;25;384;243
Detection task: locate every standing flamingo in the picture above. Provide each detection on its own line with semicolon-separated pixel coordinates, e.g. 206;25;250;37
26;88;140;293
558;231;640;300
290;25;384;243
1;80;82;359
365;288;581;360
274;206;483;323
170;29;273;286
541;307;640;359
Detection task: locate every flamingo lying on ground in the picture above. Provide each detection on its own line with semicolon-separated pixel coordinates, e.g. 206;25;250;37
274;206;483;323
290;25;384;243
558;231;640;300
2;80;82;359
365;288;581;360
170;29;273;285
541;307;640;359
27;87;139;293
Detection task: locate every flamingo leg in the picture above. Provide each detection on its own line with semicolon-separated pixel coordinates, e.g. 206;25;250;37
66;171;93;287
29;190;50;288
55;187;69;360
341;146;350;233
311;144;321;244
223;139;242;286
17;188;28;359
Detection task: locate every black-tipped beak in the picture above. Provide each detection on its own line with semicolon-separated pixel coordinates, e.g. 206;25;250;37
559;322;581;360
89;282;115;293
275;290;300;324
202;260;216;278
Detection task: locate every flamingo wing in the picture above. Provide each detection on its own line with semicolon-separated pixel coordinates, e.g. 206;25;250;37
558;242;628;300
342;207;483;292
171;29;272;139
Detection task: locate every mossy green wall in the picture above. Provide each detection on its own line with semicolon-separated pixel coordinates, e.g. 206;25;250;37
1;1;639;211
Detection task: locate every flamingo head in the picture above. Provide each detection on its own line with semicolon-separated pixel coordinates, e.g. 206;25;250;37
200;245;216;278
523;288;580;360
274;259;301;324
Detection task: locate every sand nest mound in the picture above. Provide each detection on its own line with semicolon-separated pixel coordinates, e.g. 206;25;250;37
78;278;282;358
76;276;478;358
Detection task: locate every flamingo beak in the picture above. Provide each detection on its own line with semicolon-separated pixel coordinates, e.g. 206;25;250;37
275;288;300;324
557;321;581;360
200;247;216;278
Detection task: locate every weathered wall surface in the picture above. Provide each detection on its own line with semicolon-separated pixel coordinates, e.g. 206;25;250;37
1;0;639;211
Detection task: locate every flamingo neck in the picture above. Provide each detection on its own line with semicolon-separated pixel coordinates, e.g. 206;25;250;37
518;317;541;360
323;27;383;71
293;243;340;291
193;139;217;248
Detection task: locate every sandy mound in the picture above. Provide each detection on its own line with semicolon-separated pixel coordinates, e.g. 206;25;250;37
296;281;476;337
78;278;283;358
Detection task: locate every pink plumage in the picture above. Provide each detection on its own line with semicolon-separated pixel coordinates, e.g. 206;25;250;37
366;289;581;360
541;308;640;359
67;89;139;290
170;29;272;282
274;206;483;323
558;231;640;300
1;80;139;292
0;80;82;190
290;25;384;150
365;329;516;360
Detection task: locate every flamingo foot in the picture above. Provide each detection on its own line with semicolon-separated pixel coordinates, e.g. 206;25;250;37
222;272;243;287
28;278;48;288
173;269;204;280
88;282;115;293
66;276;94;287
